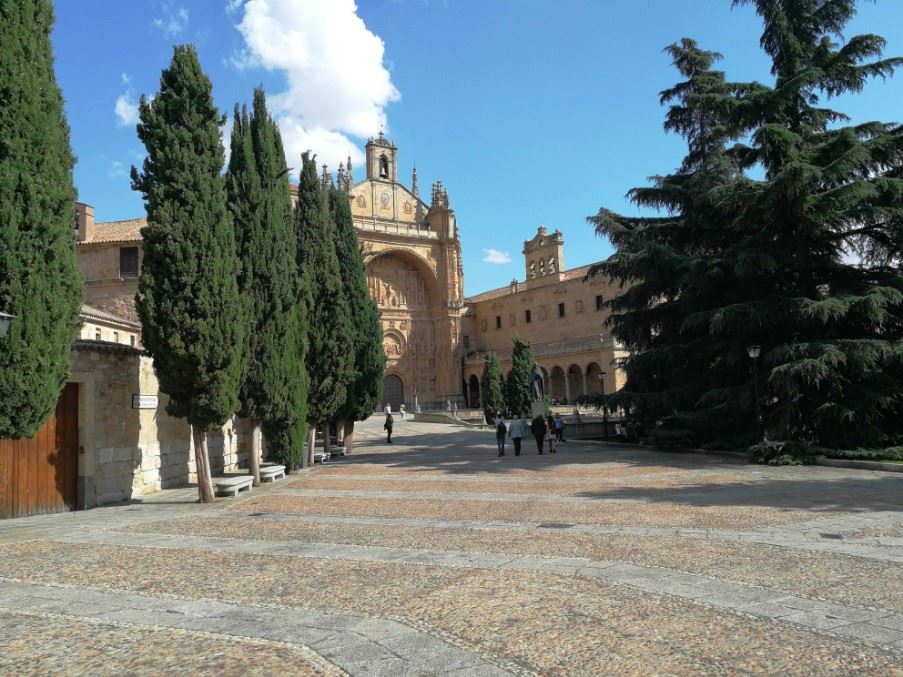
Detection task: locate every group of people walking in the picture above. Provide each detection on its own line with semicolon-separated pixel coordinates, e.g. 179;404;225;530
494;413;564;457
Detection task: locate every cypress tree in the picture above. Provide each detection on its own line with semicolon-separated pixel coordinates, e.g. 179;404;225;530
131;45;244;501
330;184;385;452
593;1;903;453
226;88;307;480
481;352;505;424
506;337;536;417
294;152;354;463
0;0;83;438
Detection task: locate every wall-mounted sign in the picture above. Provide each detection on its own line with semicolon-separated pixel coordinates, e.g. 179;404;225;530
132;394;158;410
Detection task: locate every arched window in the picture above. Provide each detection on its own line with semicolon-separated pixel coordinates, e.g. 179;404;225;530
548;257;556;273
539;260;545;276
529;261;536;278
379;154;389;178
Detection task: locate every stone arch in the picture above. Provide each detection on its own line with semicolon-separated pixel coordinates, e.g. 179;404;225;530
367;248;441;306
550;366;566;403
468;374;480;409
586;362;605;396
383;374;404;410
382;329;406;360
567;364;584;402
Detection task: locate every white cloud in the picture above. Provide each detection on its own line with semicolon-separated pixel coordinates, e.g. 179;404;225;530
231;0;400;170
108;161;127;179
226;0;244;14
114;93;139;126
482;248;512;265
153;3;189;37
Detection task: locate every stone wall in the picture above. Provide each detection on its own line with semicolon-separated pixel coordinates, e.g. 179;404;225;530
77;243;142;322
70;345;251;508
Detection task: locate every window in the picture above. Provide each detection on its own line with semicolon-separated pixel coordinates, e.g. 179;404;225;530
463;335;470;349
495;316;502;329
558;303;565;317
539;260;545;276
595;294;604;311
120;247;139;278
94;328;101;341
379;154;389;178
113;331;119;343
525;309;532;324
130;335;136;348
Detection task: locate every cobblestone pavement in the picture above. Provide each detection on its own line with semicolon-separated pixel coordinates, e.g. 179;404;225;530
2;417;902;675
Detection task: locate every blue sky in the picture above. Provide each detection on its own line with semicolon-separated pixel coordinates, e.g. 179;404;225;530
52;0;903;296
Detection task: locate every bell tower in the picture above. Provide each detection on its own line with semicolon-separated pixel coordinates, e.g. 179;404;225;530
365;131;397;182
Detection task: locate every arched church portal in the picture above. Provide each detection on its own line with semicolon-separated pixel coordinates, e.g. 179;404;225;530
383;374;404;411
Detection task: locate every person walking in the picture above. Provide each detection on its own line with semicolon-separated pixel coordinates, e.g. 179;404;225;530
400;403;406;422
554;413;565;443
384;413;394;443
495;416;507;456
384;403;392;415
531;414;547;455
546;414;557;453
508;415;525;456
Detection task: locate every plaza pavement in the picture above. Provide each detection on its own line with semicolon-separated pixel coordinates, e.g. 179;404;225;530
1;417;902;675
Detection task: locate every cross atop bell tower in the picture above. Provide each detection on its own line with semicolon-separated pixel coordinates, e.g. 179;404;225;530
365;130;397;182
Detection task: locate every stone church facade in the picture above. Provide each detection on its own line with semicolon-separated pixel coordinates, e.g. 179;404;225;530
74;134;623;412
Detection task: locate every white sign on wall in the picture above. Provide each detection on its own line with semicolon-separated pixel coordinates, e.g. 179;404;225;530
131;394;159;410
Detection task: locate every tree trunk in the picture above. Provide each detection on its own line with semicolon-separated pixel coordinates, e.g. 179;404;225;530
306;425;316;467
192;425;216;503
249;418;262;486
344;420;355;454
323;422;331;456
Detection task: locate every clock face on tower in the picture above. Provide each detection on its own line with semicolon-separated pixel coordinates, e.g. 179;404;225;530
380;191;390;208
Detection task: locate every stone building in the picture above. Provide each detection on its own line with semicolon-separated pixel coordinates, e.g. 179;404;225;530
462;226;627;408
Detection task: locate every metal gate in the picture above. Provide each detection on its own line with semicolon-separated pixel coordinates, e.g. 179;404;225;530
0;383;78;519
383;374;404;411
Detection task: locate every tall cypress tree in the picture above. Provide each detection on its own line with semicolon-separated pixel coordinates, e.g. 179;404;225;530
330;184;385;452
227;88;307;480
294;152;353;462
132;45;244;501
506;337;536;417
594;1;903;452
481;352;505;424
0;0;83;439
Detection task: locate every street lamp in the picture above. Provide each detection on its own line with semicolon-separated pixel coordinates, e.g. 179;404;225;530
747;345;762;439
0;312;13;338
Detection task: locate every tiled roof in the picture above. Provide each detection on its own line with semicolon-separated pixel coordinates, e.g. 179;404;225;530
80;304;141;328
81;218;146;244
465;263;600;304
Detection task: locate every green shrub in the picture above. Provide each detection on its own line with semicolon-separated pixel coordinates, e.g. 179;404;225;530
820;447;903;462
748;440;819;466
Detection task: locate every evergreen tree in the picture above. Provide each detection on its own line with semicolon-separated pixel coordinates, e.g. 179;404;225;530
131;45;244;501
0;0;83;438
330;184;385;452
481;352;505;424
294;152;354;463
506;337;536;417
226;88;307;480
593;1;903;452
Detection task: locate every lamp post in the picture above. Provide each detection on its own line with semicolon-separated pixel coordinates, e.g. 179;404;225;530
598;370;608;438
0;312;13;338
747;345;762;439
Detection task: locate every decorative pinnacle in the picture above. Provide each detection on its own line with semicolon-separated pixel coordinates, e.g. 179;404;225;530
412;165;419;198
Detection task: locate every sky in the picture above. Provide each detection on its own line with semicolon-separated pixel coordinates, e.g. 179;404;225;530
52;0;903;297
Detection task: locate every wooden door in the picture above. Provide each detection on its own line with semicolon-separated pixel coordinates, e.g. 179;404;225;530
0;383;79;519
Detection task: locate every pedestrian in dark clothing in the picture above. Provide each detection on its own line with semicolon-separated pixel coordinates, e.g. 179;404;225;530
554;414;565;442
495;417;507;456
384;413;394;443
531;415;547;454
546;414;557;453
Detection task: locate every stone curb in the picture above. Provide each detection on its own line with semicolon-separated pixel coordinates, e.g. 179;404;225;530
815;457;903;473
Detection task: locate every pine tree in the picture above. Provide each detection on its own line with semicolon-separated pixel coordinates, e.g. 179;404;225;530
294;152;354;463
593;1;903;453
0;0;83;438
131;45;244;501
330;184;385;452
506;337;536;417
481;352;505;424
226;88;307;480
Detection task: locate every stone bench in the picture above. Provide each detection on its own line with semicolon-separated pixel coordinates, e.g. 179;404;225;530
213;475;253;497
313;451;330;463
259;464;285;482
